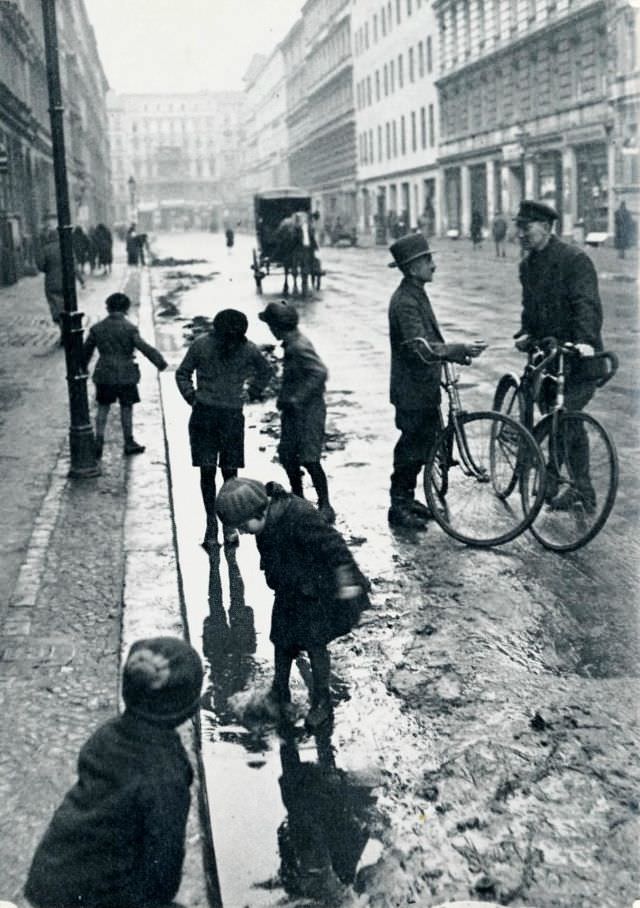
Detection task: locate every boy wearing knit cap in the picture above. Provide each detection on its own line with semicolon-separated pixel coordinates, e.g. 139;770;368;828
216;477;369;729
259;301;335;524
176;308;272;548
25;637;203;908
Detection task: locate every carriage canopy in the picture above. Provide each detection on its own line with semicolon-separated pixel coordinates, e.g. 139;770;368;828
254;187;311;260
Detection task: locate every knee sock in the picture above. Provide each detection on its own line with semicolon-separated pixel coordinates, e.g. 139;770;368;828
120;404;133;441
308;646;331;706
95;403;110;440
200;467;218;521
273;647;293;701
284;464;304;498
303;461;330;507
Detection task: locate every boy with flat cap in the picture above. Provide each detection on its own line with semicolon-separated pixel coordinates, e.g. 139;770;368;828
176;308;272;547
387;234;487;530
259;301;335;523
514;200;604;511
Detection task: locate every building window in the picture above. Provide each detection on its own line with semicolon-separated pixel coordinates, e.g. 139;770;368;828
369;129;374;162
407;0;412;14
367;75;372;105
528;0;536;21
411;110;417;150
388;1;393;30
396;0;401;24
365;21;370;48
478;0;486;44
392;119;398;156
375;70;381;101
427;35;433;72
384;63;389;95
420;106;427;147
509;0;518;32
409;47;415;81
378;124;383;160
390;58;395;91
386;121;391;158
429;103;435;146
398;53;404;87
381;5;386;35
401;115;406;154
373;14;378;41
418;41;425;76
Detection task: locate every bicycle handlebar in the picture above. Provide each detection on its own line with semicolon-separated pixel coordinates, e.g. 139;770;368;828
402;337;472;366
522;336;618;387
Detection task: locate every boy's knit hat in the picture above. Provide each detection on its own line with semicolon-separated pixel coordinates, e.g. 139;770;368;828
215;477;268;527
213;308;248;338
122;636;203;726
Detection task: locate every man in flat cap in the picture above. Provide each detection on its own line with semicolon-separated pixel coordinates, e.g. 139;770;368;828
387;234;486;531
514;200;604;510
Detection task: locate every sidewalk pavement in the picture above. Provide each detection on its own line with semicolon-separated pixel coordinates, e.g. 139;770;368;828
0;264;211;906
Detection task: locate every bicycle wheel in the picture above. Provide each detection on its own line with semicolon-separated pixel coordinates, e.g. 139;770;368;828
525;411;618;552
424;411;546;547
491;374;524;498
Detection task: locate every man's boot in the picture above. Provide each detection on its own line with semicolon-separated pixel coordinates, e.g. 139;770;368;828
388;496;429;530
124;437;145;455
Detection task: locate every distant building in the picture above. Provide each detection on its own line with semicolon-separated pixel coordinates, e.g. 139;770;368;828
240;49;290;224
353;0;441;242
433;0;639;238
0;0;110;284
108;91;245;232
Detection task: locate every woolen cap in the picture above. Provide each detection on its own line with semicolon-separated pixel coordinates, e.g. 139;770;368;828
213;308;248;337
388;233;433;268
514;200;559;224
258;301;299;330
122;636;203;726
215;477;269;527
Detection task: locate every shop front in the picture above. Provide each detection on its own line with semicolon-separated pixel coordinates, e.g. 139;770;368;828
536;150;563;222
444;167;461;231
576;142;609;233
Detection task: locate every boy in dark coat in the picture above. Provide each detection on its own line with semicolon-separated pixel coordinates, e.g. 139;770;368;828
25;636;204;908
175;308;272;548
215;477;369;729
83;292;168;458
259;301;334;522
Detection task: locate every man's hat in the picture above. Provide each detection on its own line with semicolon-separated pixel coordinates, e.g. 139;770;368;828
514;200;559;224
258;301;299;330
388;233;433;268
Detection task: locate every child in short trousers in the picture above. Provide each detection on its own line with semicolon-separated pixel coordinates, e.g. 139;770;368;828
24;636;203;908
83;292;167;459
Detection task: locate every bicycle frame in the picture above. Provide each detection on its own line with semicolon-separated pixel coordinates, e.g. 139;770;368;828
440;362;489;482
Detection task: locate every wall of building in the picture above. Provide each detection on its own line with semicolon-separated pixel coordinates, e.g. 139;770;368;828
0;0;110;284
353;0;441;241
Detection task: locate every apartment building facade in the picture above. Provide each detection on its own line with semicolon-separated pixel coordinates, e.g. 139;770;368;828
239;48;290;221
0;0;110;284
353;0;441;240
434;0;638;238
108;91;245;231
283;0;357;233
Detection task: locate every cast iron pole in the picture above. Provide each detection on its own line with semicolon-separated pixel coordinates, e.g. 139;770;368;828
41;0;99;477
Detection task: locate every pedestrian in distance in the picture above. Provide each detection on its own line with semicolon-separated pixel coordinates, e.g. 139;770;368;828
614;200;635;259
215;477;369;729
387;233;487;530
470;209;484;248
83;291;168;459
71;225;90;284
126;224;139;265
24;636;203;908
259;301;336;524
514;199;604;512
175;308;272;549
36;227;76;346
225;226;235;252
492;212;508;258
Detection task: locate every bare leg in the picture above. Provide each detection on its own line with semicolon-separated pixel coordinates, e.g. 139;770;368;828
95;403;110;458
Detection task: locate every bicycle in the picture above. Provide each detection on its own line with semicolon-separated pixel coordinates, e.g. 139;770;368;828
405;338;547;548
492;337;619;552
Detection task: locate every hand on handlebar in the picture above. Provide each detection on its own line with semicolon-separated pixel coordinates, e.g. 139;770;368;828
465;340;488;359
514;334;533;353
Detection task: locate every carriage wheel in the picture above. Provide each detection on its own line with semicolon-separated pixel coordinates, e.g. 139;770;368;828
252;250;263;294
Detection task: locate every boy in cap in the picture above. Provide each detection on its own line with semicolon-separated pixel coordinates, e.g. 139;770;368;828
215;477;368;729
25;636;203;908
513;200;604;511
83;292;168;458
387;234;487;530
259;301;335;523
176;308;272;548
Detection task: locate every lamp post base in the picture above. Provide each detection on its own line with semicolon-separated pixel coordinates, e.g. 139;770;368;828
68;425;101;479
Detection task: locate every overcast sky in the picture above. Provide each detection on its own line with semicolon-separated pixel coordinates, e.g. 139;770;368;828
83;0;303;94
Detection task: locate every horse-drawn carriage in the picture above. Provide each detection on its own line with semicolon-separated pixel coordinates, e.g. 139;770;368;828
251;187;321;297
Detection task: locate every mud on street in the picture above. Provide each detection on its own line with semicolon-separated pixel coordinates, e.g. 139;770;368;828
149;231;639;908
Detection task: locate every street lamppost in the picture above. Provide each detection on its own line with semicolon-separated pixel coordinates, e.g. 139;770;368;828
128;175;137;224
40;0;98;478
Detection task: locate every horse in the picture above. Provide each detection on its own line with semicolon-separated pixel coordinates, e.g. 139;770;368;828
273;213;314;298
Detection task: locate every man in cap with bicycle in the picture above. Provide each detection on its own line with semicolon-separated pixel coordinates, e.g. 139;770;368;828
387;234;487;530
514;200;604;511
